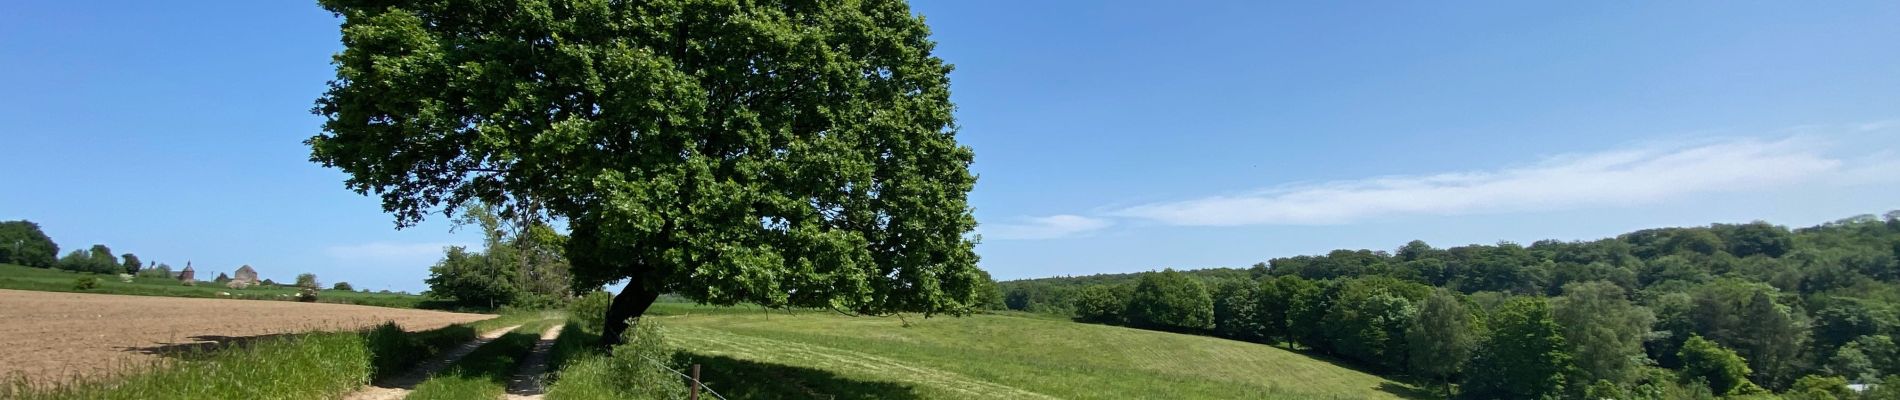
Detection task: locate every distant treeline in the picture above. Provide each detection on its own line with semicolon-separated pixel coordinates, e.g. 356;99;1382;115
999;211;1900;399
0;219;170;276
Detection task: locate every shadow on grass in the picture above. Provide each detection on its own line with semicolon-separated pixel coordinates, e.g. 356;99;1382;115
1378;381;1440;400
675;352;921;400
120;333;302;360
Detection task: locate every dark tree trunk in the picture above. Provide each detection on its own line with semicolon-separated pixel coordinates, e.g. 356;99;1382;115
600;283;661;347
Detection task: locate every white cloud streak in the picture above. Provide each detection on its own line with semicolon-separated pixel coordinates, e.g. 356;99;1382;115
983;214;1113;240
1111;137;1855;226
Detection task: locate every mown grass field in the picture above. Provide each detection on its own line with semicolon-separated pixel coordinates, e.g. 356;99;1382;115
645;302;1423;400
0;263;426;308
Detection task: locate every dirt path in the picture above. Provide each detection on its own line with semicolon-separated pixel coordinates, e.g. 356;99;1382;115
343;325;523;400
0;289;493;384
502;324;566;400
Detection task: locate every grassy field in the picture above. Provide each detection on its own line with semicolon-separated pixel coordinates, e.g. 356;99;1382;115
0;263;426;308
644;302;1424;400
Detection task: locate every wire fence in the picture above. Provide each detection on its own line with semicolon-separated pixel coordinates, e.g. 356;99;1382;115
642;355;729;400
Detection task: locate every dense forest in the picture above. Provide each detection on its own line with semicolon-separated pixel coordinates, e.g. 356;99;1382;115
1000;211;1900;399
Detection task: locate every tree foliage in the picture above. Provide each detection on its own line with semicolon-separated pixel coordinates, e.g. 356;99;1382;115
1211;279;1261;341
1406;289;1478;395
1553;280;1653;388
1072;284;1129;324
1678;335;1761;396
120;253;142;275
999;211;1900;395
1123;269;1213;331
425;203;572;309
312;0;984;344
295;273;320;289
0;220;59;268
1460;297;1570;400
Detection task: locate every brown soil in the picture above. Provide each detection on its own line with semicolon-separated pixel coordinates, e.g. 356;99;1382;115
0;289;493;384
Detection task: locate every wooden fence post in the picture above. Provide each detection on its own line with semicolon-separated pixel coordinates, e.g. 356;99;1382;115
690;363;701;400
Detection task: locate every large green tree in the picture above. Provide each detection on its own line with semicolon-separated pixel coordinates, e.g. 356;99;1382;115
1256;274;1317;346
1552;280;1654;389
1406;289;1478;397
1211;279;1261;341
1460;297;1570;400
311;0;982;344
1123;269;1213;331
0;220;59;268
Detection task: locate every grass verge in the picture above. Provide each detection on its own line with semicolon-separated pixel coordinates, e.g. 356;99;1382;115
408;318;562;399
545;316;690;400
1;316;528;399
2;331;370;400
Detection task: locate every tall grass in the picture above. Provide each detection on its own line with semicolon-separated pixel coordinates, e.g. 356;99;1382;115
545;318;690;400
2;319;504;399
363;322;478;380
407;318;562;399
2;332;371;400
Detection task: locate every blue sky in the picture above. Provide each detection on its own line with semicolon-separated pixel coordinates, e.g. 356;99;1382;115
3;1;1898;292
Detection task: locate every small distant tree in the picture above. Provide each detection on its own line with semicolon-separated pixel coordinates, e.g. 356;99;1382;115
426;246;518;309
1123;269;1213;332
86;245;118;274
333;282;354;291
295;273;320;289
213;272;231;283
120;253;142;275
138;263;175;279
57;250;92;272
1679;335;1761;395
0;220;60;268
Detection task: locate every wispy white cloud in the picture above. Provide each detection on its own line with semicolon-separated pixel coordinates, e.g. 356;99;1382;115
983;215;1113;240
1110;136;1873;226
323;242;469;265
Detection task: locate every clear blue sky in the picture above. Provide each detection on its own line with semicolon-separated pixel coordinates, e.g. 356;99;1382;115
4;1;1898;292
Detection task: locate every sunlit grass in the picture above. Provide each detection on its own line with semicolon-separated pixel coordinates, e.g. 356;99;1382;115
642;302;1421;400
2;331;370;400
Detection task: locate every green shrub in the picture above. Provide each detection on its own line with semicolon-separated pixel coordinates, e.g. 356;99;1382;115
568;291;612;335
332;282;353;291
296;287;319;302
71;276;98;291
